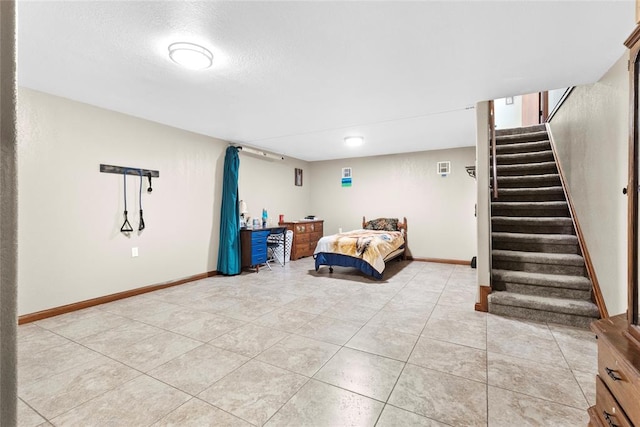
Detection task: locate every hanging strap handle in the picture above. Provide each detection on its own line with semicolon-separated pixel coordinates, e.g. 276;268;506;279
120;169;134;233
138;169;145;231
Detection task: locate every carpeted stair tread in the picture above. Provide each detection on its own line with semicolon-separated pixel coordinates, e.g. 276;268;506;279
491;201;568;210
493;161;557;173
498;186;564;196
492;269;591;290
492;216;573;226
495;125;546;137
492;249;585;266
497;174;561;187
496;140;551;154
494;150;554;165
492;232;577;245
488;291;599;318
496;130;549;144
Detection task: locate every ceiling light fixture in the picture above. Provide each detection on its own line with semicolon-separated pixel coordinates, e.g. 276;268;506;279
168;42;213;70
344;136;364;147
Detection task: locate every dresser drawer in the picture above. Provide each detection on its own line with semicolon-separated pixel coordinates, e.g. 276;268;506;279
251;248;267;265
595;375;632;427
295;243;313;257
251;230;270;244
597;338;640;425
310;231;323;243
296;233;310;243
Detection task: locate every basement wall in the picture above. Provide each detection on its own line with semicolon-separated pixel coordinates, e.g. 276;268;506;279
548;52;629;316
475;102;491;297
17;88;310;315
309;147;477;261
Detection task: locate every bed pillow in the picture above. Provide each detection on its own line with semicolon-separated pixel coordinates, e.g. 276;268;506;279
364;217;399;231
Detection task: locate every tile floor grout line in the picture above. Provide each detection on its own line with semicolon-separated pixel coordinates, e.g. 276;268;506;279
547;322;593;408
17;396;50;426
192;395;260;427
31;327;224;423
263;266;424;426
380;402;458;427
488;383;593;412
374;264;479;427
373;264;458;425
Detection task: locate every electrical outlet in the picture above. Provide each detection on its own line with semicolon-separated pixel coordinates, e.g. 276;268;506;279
132;247;139;257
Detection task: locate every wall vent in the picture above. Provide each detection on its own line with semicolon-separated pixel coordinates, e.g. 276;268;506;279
437;161;451;176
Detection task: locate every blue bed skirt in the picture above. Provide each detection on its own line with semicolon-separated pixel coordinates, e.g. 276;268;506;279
314;252;383;280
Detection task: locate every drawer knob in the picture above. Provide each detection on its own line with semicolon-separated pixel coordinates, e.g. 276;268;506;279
605;367;622;381
602;410;620;427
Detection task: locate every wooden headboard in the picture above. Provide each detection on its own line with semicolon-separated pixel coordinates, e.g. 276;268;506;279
362;216;408;234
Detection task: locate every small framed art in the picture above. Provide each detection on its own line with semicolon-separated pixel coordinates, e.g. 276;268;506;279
295;168;303;186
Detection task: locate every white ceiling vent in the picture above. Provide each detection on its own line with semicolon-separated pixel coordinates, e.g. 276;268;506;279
437;161;451;176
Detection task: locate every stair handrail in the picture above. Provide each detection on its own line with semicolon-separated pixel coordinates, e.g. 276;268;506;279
489;100;498;199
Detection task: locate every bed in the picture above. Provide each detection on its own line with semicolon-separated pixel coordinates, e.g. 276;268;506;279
313;216;407;280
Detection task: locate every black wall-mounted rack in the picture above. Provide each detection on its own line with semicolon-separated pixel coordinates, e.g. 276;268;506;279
100;164;160;177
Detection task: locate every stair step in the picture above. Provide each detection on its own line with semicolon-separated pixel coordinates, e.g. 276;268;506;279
492;161;557;176
492;232;577;245
495;125;546;137
488;291;599;328
494;150;554;165
492;249;586;276
497;174;561;188
493;249;584;265
493;268;590;289
497;186;565;202
491;216;575;234
492;232;578;254
496;130;549;145
492;201;569;217
496;140;551;154
492;269;591;299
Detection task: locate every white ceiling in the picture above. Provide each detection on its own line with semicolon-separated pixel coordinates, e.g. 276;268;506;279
18;1;635;161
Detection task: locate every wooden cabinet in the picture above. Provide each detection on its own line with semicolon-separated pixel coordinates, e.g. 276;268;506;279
588;315;640;427
279;220;323;260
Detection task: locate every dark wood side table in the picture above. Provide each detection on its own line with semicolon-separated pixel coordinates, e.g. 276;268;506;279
240;227;287;271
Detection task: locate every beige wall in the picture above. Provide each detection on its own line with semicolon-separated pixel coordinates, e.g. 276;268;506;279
548;53;629;316
309;147;477;261
475;102;491;293
17;88;310;315
238;153;310;226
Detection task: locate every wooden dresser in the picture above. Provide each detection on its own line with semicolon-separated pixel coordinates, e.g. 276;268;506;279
588;315;640;427
279;220;323;260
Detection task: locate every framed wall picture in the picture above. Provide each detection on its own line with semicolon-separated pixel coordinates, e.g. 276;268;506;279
295;168;303;186
341;167;352;187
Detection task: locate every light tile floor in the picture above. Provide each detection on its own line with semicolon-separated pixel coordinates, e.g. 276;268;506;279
17;259;596;426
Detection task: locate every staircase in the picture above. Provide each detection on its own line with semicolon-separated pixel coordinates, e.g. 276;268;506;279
487;124;600;328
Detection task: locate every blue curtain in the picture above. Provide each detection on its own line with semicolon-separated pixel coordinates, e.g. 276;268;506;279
217;146;241;275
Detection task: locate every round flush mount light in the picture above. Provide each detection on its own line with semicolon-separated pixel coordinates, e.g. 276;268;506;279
168;42;213;70
344;136;365;147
